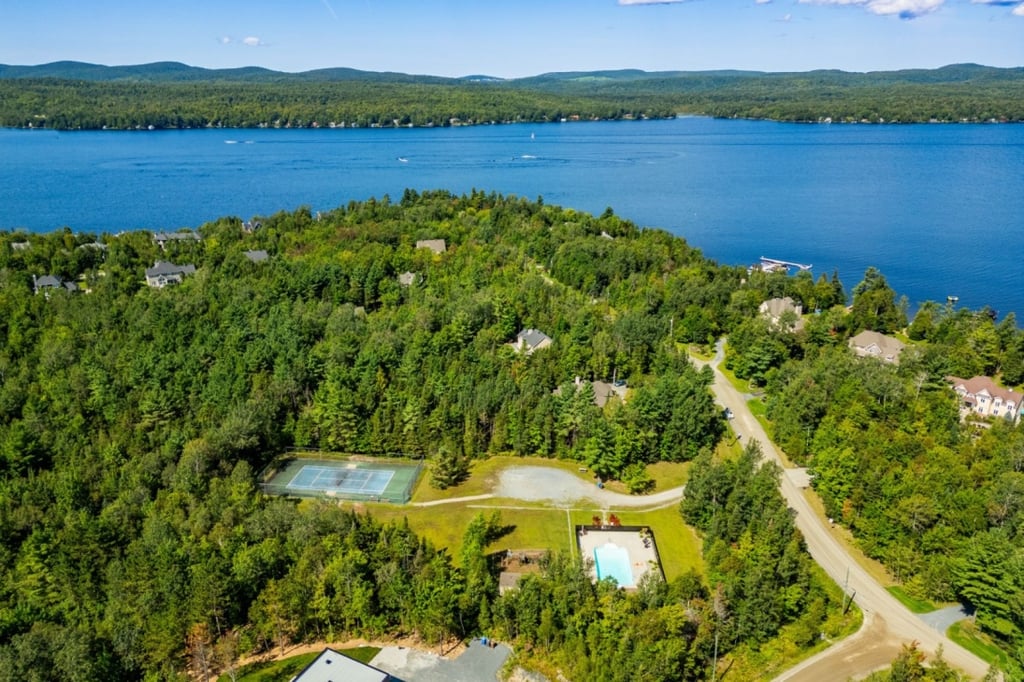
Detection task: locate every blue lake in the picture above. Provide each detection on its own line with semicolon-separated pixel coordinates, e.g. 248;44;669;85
2;118;1022;316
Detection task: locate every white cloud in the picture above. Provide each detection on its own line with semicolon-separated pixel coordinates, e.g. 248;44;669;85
798;0;944;19
242;36;265;47
1014;3;1024;14
618;0;687;5
756;0;773;4
219;36;232;45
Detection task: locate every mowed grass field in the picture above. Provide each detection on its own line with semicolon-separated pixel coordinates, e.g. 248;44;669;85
339;456;704;580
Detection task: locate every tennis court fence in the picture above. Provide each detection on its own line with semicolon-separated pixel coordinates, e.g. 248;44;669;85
260;452;424;504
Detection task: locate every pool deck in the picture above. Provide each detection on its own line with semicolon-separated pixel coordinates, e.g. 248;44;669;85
576;527;661;589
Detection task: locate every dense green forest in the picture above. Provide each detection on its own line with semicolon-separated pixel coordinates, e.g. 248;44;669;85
0;192;856;679
1;61;1022;129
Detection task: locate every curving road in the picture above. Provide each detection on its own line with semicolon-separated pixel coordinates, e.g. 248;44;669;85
698;341;990;681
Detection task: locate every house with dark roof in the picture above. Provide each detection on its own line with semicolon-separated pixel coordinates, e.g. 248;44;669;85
33;275;77;295
291;647;393;682
152;231;201;250
145;261;196;288
947;375;1024;423
511;328;552;355
415;238;447;254
849;330;906;364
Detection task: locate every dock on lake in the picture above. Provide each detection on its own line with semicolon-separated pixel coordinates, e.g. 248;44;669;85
760;256;813;271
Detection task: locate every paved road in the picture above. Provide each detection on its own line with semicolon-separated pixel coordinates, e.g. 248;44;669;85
699;341;990;681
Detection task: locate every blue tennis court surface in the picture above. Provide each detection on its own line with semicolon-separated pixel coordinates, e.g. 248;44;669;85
286;465;395;497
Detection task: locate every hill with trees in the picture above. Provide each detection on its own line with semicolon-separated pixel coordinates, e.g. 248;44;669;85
0;61;1022;129
1;190;1022;678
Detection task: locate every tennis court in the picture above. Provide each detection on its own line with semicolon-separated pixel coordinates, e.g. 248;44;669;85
262;456;422;504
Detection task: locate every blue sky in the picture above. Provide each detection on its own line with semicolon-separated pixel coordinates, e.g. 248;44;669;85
1;0;1021;77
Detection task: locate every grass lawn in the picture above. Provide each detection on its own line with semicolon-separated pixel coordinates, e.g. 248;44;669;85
947;621;1012;670
886;586;938;613
224;647;382;682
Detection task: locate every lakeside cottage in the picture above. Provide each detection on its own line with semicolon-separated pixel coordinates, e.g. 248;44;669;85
849;330;906;364
145;261;196;288
759;296;804;331
33;275;77;295
947;375;1024;424
152;231;201;250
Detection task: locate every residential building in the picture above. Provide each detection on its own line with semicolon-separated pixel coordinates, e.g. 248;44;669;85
947;375;1024;423
511;328;552;355
397;271;417;286
152;231;201;250
759;297;804;331
554;376;628;407
33;275;77;295
291;647;393;682
415;238;447;254
849;330;906;364
243;249;269;263
145;261;196;288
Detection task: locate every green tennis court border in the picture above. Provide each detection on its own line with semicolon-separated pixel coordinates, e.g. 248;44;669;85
260;453;424;504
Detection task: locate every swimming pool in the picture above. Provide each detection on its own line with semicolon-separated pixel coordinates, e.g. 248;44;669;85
593;542;634;588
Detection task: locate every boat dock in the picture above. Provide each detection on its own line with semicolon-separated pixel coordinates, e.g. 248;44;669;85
760;257;813;271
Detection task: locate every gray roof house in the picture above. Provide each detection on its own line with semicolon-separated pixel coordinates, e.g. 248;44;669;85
759;296;805;331
145;261;196;288
849;330;906;364
554;376;628;408
415;238;447;254
152;231;201;250
398;271;418;286
243;249;269;263
33;275;77;295
292;647;393;682
511;328;552;355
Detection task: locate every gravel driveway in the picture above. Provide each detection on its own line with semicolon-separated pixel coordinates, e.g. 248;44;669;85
494;466;683;507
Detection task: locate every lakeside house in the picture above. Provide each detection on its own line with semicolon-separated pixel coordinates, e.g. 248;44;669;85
243;249;269;263
947;375;1024;424
152;231;201;250
33;275;77;295
849;330;906;364
415;238;447;254
511;328;552;355
145;261;196;288
759;297;804;331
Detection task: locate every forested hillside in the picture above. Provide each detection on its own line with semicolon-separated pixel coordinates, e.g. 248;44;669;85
1;61;1022;129
0;192;853;679
3;190;1022;678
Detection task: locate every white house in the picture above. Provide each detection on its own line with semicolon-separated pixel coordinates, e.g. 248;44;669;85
947;375;1024;423
291;647;392;682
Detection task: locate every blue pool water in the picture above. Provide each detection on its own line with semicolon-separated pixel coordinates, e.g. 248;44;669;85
594;542;634;588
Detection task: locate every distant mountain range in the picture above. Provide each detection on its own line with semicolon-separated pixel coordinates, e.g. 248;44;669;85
1;60;1022;88
2;61;1022;129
